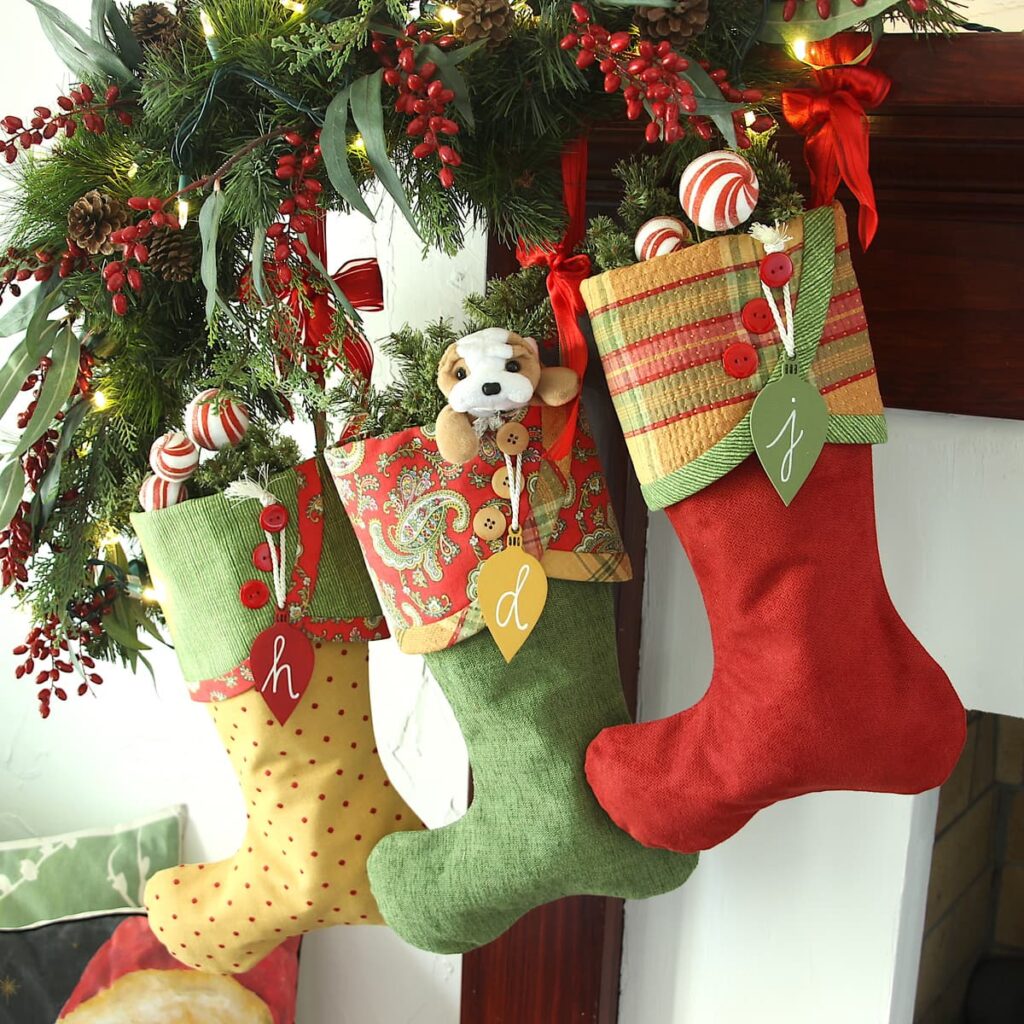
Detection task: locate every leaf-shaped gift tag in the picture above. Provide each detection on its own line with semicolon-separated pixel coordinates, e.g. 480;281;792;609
251;619;315;725
750;360;829;506
478;537;548;663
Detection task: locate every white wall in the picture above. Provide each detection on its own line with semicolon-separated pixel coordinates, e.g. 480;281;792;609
0;5;471;1021
621;410;1024;1024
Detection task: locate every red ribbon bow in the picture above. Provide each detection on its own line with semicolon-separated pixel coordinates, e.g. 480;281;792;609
515;137;591;461
782;36;891;249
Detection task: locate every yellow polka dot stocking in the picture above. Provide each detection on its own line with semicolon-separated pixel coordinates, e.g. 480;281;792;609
145;640;422;973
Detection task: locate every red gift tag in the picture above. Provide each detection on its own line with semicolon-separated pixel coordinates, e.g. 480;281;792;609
250;615;315;724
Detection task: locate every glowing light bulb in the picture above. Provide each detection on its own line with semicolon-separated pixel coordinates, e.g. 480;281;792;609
177;198;190;228
792;37;809;63
744;110;757;127
127;161;139;179
437;5;460;23
199;9;220;57
92;390;110;410
142;584;164;603
280;0;306;11
351;134;366;153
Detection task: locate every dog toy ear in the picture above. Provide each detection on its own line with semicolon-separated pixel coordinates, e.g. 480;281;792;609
520;335;540;356
436;405;481;465
535;366;580;408
436;343;462;398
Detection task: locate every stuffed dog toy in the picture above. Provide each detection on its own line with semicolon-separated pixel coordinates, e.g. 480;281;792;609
435;327;580;465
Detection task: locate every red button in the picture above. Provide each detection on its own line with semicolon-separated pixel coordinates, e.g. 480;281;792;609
741;297;774;335
760;252;793;288
723;342;759;379
252;542;274;572
260;504;289;533
240;579;270;610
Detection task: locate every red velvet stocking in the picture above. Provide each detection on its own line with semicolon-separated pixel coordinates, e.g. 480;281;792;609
585;445;965;853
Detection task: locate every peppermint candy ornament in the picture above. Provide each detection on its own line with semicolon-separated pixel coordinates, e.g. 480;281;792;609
634;216;692;262
139;474;188;512
186;388;250;451
679;151;760;233
149;430;200;482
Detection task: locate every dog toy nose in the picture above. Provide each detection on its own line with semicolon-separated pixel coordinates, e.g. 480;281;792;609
482;382;502;397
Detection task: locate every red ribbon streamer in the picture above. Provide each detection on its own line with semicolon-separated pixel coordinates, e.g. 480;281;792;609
782;35;891;249
279;210;382;382
515;137;591;461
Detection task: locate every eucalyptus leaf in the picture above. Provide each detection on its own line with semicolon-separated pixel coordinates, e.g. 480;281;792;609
682;63;743;148
13;321;81;460
36;398;89;527
0;461;26;536
0;276;61;340
350;71;421;237
26;0;134;82
250;224;273;305
0;318;61;423
299;234;360;325
104;1;144;70
758;0;899;43
90;0;108;42
320;89;375;221
418;44;475;129
199;188;243;330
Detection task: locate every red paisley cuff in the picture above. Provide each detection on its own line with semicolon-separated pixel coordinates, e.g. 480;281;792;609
326;404;631;655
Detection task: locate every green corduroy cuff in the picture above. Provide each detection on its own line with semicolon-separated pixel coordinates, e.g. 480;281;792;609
131;458;380;682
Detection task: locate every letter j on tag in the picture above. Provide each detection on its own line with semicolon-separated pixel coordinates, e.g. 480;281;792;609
750;360;830;506
478;531;548;663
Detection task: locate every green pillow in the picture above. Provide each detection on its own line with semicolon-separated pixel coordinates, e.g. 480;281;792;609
0;808;183;931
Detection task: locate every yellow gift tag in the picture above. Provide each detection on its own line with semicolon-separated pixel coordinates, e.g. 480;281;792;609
478;529;548;663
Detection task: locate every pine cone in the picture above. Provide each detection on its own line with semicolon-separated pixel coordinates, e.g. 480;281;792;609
455;0;512;45
67;191;129;257
130;2;182;50
634;0;709;48
148;227;196;283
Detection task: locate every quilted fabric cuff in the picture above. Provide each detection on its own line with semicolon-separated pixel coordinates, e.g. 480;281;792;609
581;203;887;510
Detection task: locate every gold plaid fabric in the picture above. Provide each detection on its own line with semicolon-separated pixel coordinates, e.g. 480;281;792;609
581;204;886;509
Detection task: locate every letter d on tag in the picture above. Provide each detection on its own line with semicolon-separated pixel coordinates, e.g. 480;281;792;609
478;544;548;663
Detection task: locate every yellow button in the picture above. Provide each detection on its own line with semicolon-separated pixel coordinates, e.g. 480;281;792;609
496;422;529;456
473;506;507;542
491;466;511;499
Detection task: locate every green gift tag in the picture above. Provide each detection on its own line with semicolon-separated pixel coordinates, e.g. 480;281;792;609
750;359;829;506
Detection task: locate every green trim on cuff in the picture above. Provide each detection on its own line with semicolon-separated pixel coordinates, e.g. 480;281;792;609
641;413;888;511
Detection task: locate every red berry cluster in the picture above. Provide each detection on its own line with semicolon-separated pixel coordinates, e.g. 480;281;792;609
783;0;927;20
374;27;462;189
103;196;184;315
1;85;130;164
268;130;325;290
14;602;108;719
0;502;32;592
561;4;766;147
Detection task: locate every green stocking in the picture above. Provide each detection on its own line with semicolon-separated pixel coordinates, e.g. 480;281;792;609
367;579;697;954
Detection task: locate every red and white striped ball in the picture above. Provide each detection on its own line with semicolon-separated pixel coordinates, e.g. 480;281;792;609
185;388;250;451
138;474;187;512
634;216;692;262
679;150;760;233
149;430;199;482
